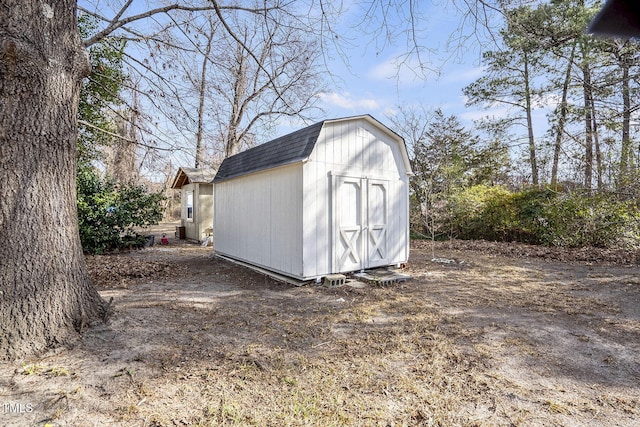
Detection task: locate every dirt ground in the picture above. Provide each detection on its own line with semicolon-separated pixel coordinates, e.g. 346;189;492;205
1;223;639;426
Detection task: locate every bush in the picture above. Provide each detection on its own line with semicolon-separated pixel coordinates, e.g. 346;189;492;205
77;167;165;254
537;192;640;248
447;185;519;241
440;185;640;249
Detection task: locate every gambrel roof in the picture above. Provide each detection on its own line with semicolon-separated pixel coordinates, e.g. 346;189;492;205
213;115;410;183
171;167;217;189
213;121;323;182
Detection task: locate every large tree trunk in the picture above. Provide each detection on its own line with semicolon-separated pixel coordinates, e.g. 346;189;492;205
0;1;107;359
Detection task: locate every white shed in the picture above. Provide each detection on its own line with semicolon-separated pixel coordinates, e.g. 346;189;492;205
171;167;215;242
213;115;413;281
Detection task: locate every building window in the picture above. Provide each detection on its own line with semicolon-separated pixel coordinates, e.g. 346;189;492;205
186;191;194;221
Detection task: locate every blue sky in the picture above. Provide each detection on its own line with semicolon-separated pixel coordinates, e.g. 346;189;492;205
300;0;562;162
80;0;501;131
305;1;494;130
81;0;547;172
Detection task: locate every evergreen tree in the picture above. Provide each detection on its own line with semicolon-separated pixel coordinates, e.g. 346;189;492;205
401;108;508;237
464;5;548;185
77;14;126;166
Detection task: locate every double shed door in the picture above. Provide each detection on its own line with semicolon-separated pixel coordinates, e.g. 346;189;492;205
333;175;389;272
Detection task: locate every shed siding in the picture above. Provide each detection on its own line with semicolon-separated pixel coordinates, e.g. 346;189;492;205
214;164;303;277
302;119;410;278
181;183;197;240
181;183;213;241
197;184;213;240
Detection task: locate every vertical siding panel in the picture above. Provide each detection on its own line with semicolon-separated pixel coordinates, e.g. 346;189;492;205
302;161;314;277
363;127;372;173
341;122;349;170
318;162;327;277
375;129;386;172
311;128;321;162
321;126;328;163
360;123;366;171
389;142;399;175
329;124;337;167
349;121;357;169
306;126;334;278
304;130;332;278
324;127;332;165
194;184;200;239
271;165;298;274
199;184;213;241
355;125;362;170
345;123;351;173
295;166;304;275
364;127;372;172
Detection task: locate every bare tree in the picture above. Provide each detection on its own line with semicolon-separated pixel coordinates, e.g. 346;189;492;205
154;8;325;161
0;0;317;360
219;13;323;156
194;18;215;168
1;0;513;359
103;108;140;184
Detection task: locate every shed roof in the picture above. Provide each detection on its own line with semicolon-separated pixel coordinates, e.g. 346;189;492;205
213;115;410;183
213;121;323;182
171;167;217;189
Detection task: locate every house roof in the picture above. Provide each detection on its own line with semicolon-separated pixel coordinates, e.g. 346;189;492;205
171;167;217;189
213;114;411;183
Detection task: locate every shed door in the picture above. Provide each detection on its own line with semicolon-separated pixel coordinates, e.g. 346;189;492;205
366;179;389;268
335;176;364;272
334;175;389;272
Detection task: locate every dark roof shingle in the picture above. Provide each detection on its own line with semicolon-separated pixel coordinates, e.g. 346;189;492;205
213;121;324;182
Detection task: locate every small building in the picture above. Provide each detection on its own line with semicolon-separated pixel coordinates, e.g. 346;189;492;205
171;167;216;242
213;115;413;281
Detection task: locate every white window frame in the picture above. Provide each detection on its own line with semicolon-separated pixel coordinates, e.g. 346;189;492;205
186;191;194;222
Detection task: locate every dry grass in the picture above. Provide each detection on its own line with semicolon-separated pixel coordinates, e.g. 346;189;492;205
102;287;496;426
1;239;639;426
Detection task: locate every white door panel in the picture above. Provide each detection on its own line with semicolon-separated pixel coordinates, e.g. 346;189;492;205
333;175;388;272
335;176;363;271
366;179;388;267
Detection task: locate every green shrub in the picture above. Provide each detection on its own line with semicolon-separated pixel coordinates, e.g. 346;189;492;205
441;185;640;249
77;167;164;254
537;192;640;248
447;185;518;241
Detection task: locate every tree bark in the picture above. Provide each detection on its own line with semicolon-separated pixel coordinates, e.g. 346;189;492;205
225;41;248;158
619;48;632;189
523;51;539;185
551;42;576;186
195;23;214;168
0;0;107;359
581;51;594;190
